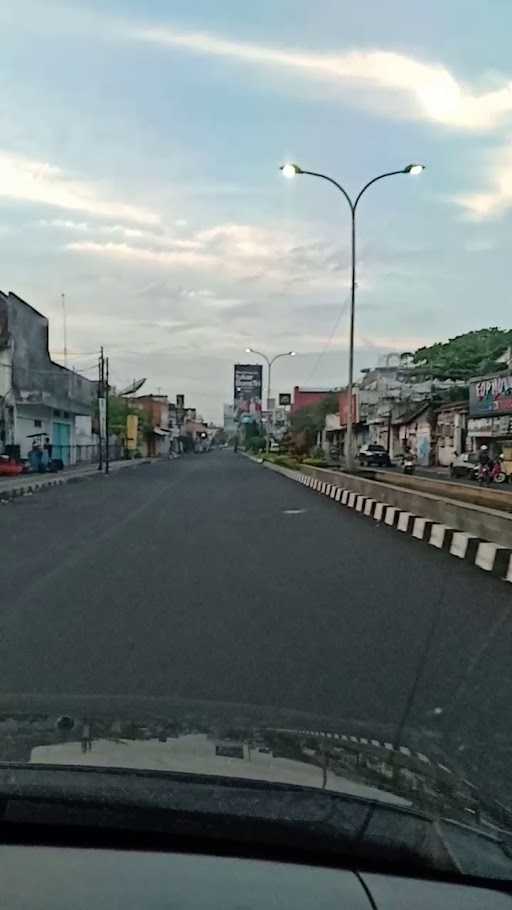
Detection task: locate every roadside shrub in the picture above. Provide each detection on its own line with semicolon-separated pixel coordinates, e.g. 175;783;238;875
273;455;301;470
311;446;327;462
246;435;266;453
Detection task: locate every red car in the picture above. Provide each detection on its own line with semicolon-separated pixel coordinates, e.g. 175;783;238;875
0;458;23;477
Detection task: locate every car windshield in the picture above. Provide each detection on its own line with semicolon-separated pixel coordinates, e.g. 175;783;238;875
1;0;512;887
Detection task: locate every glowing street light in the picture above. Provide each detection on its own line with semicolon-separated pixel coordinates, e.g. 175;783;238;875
280;163;302;178
280;160;425;470
245;347;297;452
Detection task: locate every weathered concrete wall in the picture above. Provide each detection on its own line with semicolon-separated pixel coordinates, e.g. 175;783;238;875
300;465;512;548
3;292;95;413
373;468;512;514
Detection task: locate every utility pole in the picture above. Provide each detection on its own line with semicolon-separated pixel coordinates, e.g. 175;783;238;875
98;347;104;471
105;356;110;475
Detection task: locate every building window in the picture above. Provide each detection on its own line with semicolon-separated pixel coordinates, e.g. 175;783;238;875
53;410;61;417
34;419;42;428
63;411;69;418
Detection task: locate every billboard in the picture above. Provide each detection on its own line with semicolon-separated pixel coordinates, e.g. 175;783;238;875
233;364;262;419
469;373;512;417
176;394;185;408
279;393;291;406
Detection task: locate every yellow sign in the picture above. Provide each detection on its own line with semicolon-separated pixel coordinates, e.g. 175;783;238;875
126;414;138;450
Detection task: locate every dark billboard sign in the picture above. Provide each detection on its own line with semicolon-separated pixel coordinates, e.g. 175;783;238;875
176;394;185;408
279;393;292;406
469;373;512;417
233;364;262;419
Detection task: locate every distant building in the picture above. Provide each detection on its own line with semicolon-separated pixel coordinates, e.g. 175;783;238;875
291;386;338;414
467;370;512;462
0;290;96;463
127;394;171;457
434;401;468;466
223;403;236;436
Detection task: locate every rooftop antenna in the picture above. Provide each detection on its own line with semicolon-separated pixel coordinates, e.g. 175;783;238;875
61;293;68;368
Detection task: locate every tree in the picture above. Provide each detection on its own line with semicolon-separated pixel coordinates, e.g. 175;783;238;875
243;419;265;452
289;393;339;455
412;328;512;380
93;396;151;444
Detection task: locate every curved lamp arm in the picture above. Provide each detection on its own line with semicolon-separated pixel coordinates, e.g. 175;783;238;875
246;349;270;367
353;170;408;210
298;170;354;212
270;351;295;367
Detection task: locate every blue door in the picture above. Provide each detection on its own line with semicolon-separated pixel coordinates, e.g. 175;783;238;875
53;422;71;465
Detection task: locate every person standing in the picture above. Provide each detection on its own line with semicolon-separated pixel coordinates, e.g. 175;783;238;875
43;436;53;471
40;445;49;472
29;440;42;473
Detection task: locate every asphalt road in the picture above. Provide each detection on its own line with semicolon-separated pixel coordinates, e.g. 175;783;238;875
1;451;511;790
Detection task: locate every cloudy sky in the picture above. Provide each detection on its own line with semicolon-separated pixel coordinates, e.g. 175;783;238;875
1;0;511;419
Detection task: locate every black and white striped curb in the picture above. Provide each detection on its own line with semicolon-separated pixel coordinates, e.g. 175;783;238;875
0;476;67;502
295;727;443;772
272;724;457;778
294;471;512;584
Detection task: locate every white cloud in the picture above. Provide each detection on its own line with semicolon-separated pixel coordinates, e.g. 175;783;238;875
64;221;385;303
453;141;512;218
126;24;512;131
0;150;159;225
66;240;217;269
37;218;89;231
464;238;494;252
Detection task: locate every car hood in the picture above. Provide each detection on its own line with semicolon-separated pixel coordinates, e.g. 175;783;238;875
0;694;510;880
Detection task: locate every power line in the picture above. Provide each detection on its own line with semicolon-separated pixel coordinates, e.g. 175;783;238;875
305;294;350;383
50;350;100;357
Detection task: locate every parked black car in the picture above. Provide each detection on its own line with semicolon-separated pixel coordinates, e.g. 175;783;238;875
358;443;391;467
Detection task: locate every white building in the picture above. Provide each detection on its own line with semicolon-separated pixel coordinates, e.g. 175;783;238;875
0;291;96;464
223;403;237;436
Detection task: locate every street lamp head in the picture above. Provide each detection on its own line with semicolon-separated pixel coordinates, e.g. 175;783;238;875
245;347;253;353
289;351;296;356
280;163;302;178
404;163;425;175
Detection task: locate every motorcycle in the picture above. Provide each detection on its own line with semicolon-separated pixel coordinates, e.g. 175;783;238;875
403;456;415;475
478;464;492;486
491;459;507;484
477;459;507;486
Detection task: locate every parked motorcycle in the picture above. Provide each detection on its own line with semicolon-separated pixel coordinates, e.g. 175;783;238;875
403;456;415;475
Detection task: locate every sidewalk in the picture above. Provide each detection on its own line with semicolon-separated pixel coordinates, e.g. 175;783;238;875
330;458;452;480
0;457;156;502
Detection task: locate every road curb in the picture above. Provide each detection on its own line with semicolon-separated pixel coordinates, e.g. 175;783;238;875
0;458;156;504
263;462;512;585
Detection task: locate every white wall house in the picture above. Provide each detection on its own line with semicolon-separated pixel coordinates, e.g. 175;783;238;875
0;290;96;464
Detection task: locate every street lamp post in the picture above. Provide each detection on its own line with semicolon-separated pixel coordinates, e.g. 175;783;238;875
280;162;425;471
245;347;296;452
